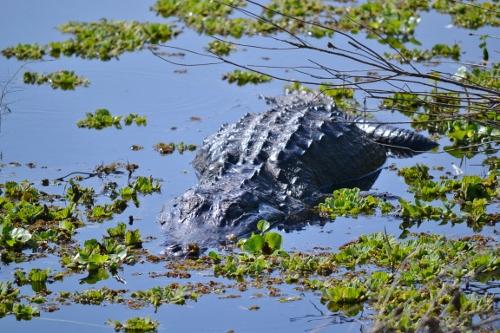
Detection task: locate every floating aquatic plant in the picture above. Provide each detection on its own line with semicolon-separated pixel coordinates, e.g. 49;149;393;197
238;220;283;255
206;40;235;56
23;70;89;90
154;142;197;155
385;43;461;63
77;109;147;129
107;316;159;332
223;70;272;86
3;20;177;61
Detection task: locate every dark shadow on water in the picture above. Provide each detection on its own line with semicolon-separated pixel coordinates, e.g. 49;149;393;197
276;169;382;234
162;168;384;255
289;300;365;333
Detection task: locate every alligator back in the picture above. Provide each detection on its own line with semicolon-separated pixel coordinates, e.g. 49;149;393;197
192;92;387;202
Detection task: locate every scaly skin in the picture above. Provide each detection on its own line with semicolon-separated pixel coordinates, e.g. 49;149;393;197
160;92;437;247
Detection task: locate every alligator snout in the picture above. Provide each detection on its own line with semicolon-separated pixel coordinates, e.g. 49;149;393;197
160;179;286;247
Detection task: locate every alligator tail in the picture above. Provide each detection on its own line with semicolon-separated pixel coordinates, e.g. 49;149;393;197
354;118;438;154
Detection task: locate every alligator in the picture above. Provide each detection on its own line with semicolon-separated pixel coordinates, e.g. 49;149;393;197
160;91;437;249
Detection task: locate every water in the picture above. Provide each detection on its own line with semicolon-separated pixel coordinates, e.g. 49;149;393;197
0;1;497;332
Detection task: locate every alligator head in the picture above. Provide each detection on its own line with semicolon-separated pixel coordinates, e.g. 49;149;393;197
160;170;297;248
160;167;383;251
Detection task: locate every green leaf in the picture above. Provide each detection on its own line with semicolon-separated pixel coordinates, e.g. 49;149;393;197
28;269;49;282
10;228;32;243
208;251;221;263
263;232;282;251
125;230;142;248
257;220;270;233
107;223;127;238
242;234;264;254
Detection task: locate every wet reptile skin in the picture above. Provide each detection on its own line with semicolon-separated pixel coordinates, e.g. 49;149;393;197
160;92;437;247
